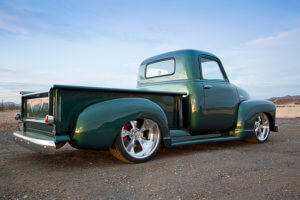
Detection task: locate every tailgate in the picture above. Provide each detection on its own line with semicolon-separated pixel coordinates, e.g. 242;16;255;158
13;91;57;153
22;92;55;138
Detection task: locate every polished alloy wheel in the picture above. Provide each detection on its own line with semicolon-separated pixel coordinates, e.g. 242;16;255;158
121;118;160;159
254;113;270;142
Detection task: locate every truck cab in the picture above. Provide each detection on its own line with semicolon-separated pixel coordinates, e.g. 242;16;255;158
138;49;245;134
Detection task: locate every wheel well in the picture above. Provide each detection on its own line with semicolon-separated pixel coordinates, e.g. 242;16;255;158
264;112;275;131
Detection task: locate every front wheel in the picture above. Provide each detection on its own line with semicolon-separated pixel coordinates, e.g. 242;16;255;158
246;113;270;143
110;118;161;163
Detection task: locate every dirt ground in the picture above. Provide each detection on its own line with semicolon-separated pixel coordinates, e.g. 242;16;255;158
0;110;19;131
0;111;299;200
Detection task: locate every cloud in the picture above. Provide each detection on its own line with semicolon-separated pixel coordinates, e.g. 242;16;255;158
0;10;31;36
0;20;30;36
0;1;171;44
0;67;14;72
246;29;300;47
0;6;65;38
0;82;51;103
219;28;300;99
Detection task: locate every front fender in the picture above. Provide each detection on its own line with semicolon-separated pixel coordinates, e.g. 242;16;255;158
69;98;169;149
231;100;276;138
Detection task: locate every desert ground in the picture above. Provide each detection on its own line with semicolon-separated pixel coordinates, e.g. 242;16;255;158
0;109;299;200
276;105;300;118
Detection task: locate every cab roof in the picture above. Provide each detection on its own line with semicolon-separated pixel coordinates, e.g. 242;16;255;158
141;49;217;65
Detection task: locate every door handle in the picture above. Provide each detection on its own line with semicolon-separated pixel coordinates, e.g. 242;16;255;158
203;85;213;89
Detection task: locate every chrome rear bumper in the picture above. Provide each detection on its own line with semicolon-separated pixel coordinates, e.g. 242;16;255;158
13;131;56;154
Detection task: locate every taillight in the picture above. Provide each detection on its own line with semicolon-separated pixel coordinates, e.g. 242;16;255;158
45;115;49;123
45;115;54;124
14;113;21;120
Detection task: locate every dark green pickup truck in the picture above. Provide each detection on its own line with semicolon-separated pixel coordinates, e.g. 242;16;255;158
13;49;278;163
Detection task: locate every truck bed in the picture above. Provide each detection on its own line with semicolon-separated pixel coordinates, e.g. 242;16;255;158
52;85;185;134
21;85;186;139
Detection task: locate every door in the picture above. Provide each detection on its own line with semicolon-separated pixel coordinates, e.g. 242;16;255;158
199;56;237;132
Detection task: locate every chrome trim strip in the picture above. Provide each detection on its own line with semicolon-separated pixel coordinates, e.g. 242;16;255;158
23;118;46;123
13;131;56;154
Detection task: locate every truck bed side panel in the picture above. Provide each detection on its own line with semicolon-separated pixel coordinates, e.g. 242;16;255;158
54;88;182;135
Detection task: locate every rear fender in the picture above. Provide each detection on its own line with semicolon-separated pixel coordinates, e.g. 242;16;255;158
231;100;276;138
70;98;169;149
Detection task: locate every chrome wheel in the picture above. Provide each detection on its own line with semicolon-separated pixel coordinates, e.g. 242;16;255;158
254;113;270;142
121;118;160;159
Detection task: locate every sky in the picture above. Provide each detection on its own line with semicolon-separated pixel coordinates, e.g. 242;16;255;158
0;0;300;103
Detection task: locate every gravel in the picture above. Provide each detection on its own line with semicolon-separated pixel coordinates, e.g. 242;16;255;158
0;118;299;200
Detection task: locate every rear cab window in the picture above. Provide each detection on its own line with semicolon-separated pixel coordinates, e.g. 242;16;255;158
146;58;175;78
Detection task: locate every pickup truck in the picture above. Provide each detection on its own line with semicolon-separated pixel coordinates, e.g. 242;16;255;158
13;49;278;163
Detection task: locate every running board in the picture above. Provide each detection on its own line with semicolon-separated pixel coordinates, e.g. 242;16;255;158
170;136;240;147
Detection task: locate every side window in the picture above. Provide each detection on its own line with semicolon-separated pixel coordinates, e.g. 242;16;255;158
201;57;224;80
146;59;175;78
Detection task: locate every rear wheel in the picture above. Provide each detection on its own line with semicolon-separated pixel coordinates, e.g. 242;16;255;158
245;113;270;143
110;118;161;163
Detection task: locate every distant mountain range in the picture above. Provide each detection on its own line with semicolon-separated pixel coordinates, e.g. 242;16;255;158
1;102;21;106
268;95;300;105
